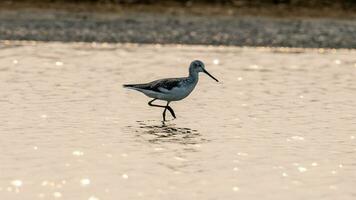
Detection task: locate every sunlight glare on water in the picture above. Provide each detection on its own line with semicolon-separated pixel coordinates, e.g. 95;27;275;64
0;41;356;200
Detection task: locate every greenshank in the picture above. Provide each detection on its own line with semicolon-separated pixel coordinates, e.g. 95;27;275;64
123;60;219;121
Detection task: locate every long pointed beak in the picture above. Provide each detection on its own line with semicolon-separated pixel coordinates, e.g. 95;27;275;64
203;68;219;82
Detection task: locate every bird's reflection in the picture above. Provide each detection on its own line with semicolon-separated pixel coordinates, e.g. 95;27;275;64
133;120;208;145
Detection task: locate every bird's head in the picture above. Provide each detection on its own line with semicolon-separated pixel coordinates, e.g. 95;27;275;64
190;60;219;82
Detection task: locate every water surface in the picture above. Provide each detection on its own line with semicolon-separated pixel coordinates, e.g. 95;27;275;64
0;41;356;200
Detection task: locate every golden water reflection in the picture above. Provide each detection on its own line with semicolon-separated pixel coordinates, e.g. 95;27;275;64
0;42;355;200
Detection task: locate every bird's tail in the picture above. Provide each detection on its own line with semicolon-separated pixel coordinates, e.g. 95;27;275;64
123;84;136;88
123;84;144;91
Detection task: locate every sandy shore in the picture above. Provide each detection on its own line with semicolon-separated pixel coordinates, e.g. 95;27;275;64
0;3;356;48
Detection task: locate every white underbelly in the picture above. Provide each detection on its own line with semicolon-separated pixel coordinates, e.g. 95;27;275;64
134;83;197;101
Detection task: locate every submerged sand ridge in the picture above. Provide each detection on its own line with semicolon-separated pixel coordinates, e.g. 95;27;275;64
0;41;356;199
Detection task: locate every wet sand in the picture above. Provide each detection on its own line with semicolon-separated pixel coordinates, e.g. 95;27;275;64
0;41;356;199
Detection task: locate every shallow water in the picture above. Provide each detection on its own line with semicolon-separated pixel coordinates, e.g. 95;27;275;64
0;41;356;200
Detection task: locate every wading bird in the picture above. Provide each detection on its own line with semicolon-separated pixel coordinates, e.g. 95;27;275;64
123;60;219;121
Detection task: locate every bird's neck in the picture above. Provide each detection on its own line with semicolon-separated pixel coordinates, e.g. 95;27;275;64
188;68;199;83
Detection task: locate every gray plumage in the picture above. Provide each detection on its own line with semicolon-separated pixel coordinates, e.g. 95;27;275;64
123;60;218;121
123;78;183;93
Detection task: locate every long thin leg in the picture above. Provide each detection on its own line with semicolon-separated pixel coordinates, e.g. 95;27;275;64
166;102;176;119
148;99;176;121
163;102;175;121
163;106;167;121
148;99;167;121
161;101;176;120
148;99;164;108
